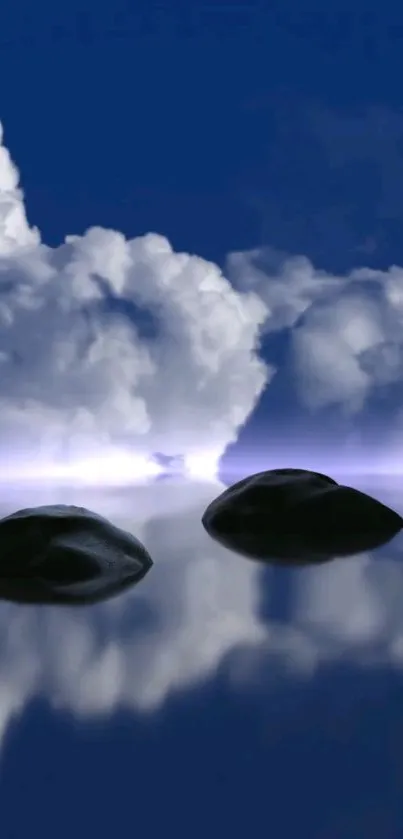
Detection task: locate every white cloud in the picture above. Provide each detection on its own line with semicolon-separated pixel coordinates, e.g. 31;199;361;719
0;123;272;477
226;248;345;332
227;246;403;465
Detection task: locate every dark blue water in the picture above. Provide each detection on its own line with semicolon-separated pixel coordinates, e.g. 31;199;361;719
0;473;402;838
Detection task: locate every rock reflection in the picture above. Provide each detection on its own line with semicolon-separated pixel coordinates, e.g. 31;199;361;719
202;468;403;565
0;475;401;752
0;504;153;605
0;477;266;739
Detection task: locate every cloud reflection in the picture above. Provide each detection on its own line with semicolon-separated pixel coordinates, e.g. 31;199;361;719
0;475;401;748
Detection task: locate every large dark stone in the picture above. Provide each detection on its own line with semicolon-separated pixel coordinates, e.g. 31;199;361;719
201;468;403;565
0;504;153;604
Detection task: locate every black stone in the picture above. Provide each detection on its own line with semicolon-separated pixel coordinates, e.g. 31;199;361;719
201;468;403;565
0;504;153;604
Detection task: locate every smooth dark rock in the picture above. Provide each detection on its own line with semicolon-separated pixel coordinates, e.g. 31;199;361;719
0;504;153;604
201;468;403;565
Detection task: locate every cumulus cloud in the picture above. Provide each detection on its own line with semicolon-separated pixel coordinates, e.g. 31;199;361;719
0;123;271;479
227;246;403;465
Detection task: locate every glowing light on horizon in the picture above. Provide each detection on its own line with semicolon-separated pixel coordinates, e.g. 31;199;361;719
4;445;402;488
0;448;223;486
0;451;165;486
183;451;221;481
64;452;165;485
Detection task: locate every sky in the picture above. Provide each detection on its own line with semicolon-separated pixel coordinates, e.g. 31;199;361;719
2;2;403;837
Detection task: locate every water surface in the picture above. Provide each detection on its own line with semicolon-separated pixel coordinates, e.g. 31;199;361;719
0;473;402;839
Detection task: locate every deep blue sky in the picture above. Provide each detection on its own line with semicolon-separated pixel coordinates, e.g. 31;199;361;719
1;2;403;271
2;2;403;468
1;3;403;838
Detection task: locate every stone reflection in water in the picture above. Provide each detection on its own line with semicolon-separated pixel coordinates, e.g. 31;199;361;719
0;477;401;752
0;478;266;741
202;468;403;565
0;504;153;605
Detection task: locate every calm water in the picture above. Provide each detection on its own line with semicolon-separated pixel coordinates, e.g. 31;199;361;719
0;473;402;838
